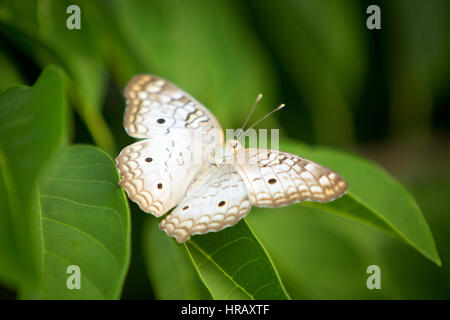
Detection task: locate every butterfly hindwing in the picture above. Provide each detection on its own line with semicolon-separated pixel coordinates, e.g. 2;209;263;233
234;149;348;207
159;164;251;243
115;137;203;217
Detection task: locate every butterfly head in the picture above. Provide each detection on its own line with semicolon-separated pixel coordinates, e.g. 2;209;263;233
226;139;242;152
209;139;242;165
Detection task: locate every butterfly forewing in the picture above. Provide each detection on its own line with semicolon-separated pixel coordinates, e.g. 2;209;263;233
234;149;348;207
115;138;203;217
123;74;224;148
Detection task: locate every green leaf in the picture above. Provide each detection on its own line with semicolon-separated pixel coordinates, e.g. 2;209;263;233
376;177;450;299
0;65;68;289
30;145;131;299
0;156;23;290
248;176;449;299
185;220;290;300
280;140;441;266
36;0;115;154
0;50;24;93
142;218;210;300
247;206;389;299
0;0;116;154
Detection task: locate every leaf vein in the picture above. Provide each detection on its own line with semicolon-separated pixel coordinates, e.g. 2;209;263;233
189;241;254;300
42;216;122;266
41;176;117;188
252;281;275;297
43;250;106;298
40;194;121;220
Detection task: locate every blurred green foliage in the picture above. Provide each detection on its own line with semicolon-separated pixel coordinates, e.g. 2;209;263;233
0;0;449;299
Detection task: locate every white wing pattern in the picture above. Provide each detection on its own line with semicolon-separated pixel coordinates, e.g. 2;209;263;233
117;74;349;243
117;74;224;218
115;138;202;217
159;165;251;243
123;74;223;147
234;149;348;207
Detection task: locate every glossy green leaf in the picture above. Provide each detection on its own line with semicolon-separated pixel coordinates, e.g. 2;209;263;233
30;145;131;299
376;177;450;299
0;66;68;289
185;220;290;300
37;0;115;154
0;0;116;154
142;218;210;300
248;175;450;299
280;140;441;265
247;205;388;299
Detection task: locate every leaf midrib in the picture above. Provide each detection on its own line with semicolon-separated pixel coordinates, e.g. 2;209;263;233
187;241;255;299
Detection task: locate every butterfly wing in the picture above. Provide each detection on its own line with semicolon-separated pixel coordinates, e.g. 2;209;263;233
234;149;348;207
123;74;224;148
117;75;226;217
115;137;203;217
159;164;251;243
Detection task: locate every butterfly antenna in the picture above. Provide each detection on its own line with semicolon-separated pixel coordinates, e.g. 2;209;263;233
235;93;263;139
238;103;285;139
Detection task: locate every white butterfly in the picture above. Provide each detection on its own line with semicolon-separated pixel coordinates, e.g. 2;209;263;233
116;75;348;243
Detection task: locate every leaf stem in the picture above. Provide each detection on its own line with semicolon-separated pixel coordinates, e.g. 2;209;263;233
81;107;117;156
